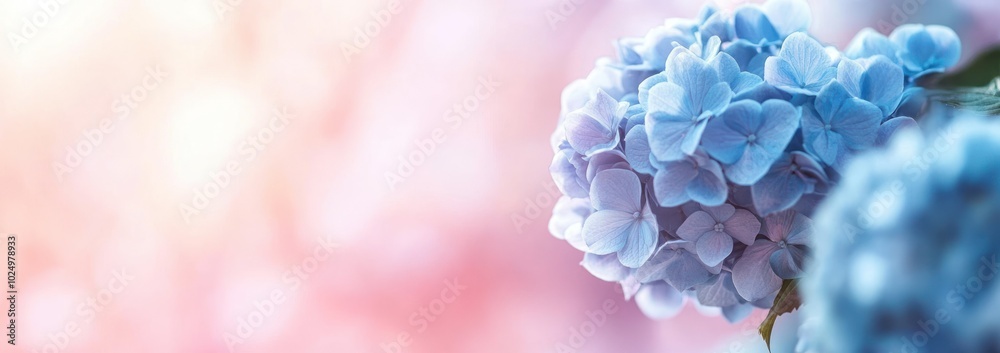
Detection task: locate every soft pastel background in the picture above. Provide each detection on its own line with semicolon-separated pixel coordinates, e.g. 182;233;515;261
0;0;997;352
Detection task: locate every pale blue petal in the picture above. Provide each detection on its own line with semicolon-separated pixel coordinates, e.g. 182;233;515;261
752;155;807;216
590;169;642;212
582;253;632;282
653;160;699;206
761;0;811;38
688;158;729;206
585;150;629;183
733;5;779;44
694;272;742;307
844;28;899;61
696;230;734;267
637;243;713;290
875;116;918;147
723;208;761;245
550;150;589;198
765;33;834;95
732;239;782;301
582;210;634;254
677;210;716;242
635;282;685;319
618;218;659;268
769;246;806;279
681;118;709;156
624;127;654;175
647;112;697;161
638;73;668;107
702;82;735;116
831;97;882;148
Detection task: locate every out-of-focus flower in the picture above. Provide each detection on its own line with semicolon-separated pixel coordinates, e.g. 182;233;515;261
889;24;962;79
804;111;1000;353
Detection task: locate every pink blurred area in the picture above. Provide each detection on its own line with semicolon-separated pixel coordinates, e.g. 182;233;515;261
0;0;994;353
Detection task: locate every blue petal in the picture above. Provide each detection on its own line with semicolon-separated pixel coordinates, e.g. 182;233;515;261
618;217;659;268
725;100;798;184
769;246;806;279
624;127;654;175
550;150;589;198
765;32;835;95
665;49;721;112
677;210;716;242
732;239;782;301
890;24;961;77
703;100;760;164
635;282;685;319
723;208;762;245
647;82;688;116
646;111;698;161
590;169;642;212
839;56;904;116
582;210;635;254
638;73;668;107
752;155;807;216
694;272;742;307
564;90;624;155
761;0;811;38
844;28;899;61
582;253;632;282
702;81;735;117
653;159;698;206
733;5;779;45
637;243;713;290
681;118;710;156
585;150;629;184
875;116;918;147
688;156;729;206
696;230;734;267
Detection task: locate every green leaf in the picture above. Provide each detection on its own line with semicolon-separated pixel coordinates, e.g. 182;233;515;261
758;279;801;351
930;77;1000;115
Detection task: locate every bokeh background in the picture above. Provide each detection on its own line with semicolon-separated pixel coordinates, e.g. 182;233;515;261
1;0;997;352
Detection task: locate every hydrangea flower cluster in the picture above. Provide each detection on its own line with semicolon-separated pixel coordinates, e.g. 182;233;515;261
548;0;961;320
803;110;1000;353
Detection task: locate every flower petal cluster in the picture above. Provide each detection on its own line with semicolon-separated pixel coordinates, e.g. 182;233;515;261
548;0;962;321
804;110;1000;353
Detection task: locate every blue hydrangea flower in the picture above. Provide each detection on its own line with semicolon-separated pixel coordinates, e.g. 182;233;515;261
702;99;800;185
676;203;761;267
548;0;964;323
764;32;837;96
652;150;728;207
582;169;658;268
844;28;899;62
804;112;1000;353
565;90;629;157
801;81;882;170
889;24;961;79
837;55;904;117
751;152;829;216
646;49;733;161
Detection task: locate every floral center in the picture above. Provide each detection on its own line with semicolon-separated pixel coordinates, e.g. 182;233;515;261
713;223;725;232
747;134;757;144
778;240;787;248
824;123;832;131
632;211;641;219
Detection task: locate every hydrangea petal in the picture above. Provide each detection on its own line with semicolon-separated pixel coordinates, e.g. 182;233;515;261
590;169;642;212
624;127;654;175
677;210;716;242
687;159;729;206
761;0;811;38
582;253;631;282
733;5;779;45
696;230;734;267
769;246;806;279
752;158;807;215
635;281;685;319
637;243;713;290
619;218;658;268
695;272;742;307
723;209;762;245
582;210;635;254
653;160;698;206
732;239;782;301
845;28;899;60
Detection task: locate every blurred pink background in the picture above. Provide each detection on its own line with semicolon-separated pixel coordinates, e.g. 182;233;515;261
1;0;997;352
